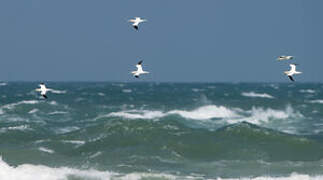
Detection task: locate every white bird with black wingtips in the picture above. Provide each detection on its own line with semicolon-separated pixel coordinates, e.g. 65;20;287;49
131;60;149;78
277;55;294;61
128;17;147;30
284;64;302;82
35;83;50;99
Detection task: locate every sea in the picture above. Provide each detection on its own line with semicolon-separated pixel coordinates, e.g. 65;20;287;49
0;82;323;180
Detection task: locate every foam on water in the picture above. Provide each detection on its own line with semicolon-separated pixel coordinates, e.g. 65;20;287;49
299;89;316;94
1;100;40;110
48;111;68;115
241;92;274;99
217;173;323;180
108;105;239;120
62;140;85;145
28;108;39;114
0;125;31;133
38;147;55;154
49;89;67;94
168;105;239;120
0;157;115;180
308;99;323;104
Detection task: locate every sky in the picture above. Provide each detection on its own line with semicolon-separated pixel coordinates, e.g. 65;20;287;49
0;0;322;82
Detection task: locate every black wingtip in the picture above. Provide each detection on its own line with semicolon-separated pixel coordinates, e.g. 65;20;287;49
133;26;138;30
137;60;143;65
288;76;295;82
42;95;48;99
135;75;139;78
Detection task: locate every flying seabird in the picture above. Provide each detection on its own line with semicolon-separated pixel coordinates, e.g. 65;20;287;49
284;64;302;82
131;60;149;78
277;56;293;61
35;83;50;99
128;17;147;30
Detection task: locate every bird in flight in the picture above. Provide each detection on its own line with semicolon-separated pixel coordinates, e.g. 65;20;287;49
277;55;293;61
284;64;302;82
131;60;149;78
128;17;147;30
35;83;50;99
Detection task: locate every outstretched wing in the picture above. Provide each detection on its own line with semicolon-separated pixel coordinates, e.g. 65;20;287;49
288;76;295;82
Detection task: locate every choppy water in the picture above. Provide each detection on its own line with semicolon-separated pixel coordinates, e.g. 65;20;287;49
0;82;323;180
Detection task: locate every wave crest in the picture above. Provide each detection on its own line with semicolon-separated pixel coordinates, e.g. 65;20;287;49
241;91;274;99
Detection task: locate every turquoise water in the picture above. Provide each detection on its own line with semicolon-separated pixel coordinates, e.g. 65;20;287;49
0;82;323;180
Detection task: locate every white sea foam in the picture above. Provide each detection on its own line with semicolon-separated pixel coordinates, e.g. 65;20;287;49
308;99;323;104
237;105;302;125
168;105;239;120
241;91;274;99
48;101;58;105
98;92;105;96
0;157;115;180
217;173;323;180
28;108;39;114
89;151;102;159
299;89;316;94
0;157;321;180
48;89;67;94
0;125;31;133
55;126;80;134
62;140;85;145
108;105;239;120
108;110;165;119
106;105;303;132
0;82;7;86
38;147;55;154
122;89;132;93
1;100;40;110
48;111;68;115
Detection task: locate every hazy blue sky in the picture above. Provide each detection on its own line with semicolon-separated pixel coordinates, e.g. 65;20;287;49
0;0;322;82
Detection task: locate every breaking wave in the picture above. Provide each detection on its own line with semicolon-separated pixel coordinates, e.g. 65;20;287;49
107;104;301;124
241;92;274;99
107;105;240;120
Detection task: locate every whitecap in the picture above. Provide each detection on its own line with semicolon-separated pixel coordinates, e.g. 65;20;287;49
0;156;115;180
1;100;40;110
48;101;58;105
234;105;303;125
48;111;68;115
55;126;80;134
38;147;54;154
108;110;165;119
107;105;239;120
49;89;67;94
168;105;239;120
308;99;323;104
98;92;105;96
28;109;39;114
61;140;85;145
89;151;102;159
241;91;274;99
299;89;316;94
0;82;7;86
122;89;132;93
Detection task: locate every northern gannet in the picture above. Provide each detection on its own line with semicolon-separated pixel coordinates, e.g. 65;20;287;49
284;64;302;82
277;56;293;61
128;17;147;30
131;60;149;78
35;83;50;99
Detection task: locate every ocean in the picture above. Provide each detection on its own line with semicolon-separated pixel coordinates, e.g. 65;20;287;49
0;82;323;180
